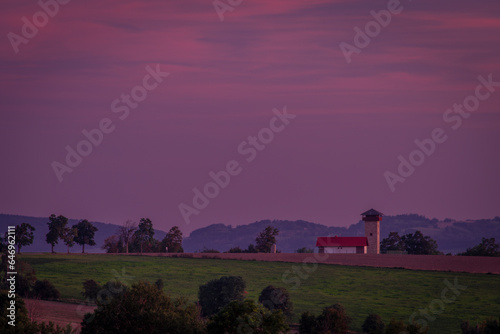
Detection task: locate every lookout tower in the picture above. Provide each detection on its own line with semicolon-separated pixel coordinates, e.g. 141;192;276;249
361;209;383;254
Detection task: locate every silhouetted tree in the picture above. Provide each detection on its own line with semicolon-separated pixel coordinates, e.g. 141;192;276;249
133;218;154;254
259;285;293;320
198;276;246;317
380;232;405;253
73;220;98;253
207;299;288;334
46;214;68;253
255;226;279;253
62;226;77;254
362;314;385;334
14;223;35;254
458;237;500;257
118;220;137;254
402;230;439;255
162;226;183;253
82;279;101;302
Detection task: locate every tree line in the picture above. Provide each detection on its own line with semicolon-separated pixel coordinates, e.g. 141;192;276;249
2;217;499;256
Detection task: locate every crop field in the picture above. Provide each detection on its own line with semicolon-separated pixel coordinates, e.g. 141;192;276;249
19;254;500;333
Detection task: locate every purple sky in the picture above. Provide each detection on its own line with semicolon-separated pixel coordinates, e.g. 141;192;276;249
1;0;499;235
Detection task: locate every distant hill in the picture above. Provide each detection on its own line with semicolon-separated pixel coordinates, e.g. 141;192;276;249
2;213;499;254
183;215;500;254
0;214;166;253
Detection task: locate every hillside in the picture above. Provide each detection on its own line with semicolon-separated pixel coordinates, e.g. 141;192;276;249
0;214;166;253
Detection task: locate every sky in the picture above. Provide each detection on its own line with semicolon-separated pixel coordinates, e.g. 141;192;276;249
1;0;499;235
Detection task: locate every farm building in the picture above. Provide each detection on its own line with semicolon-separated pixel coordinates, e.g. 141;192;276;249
315;208;383;254
316;236;368;254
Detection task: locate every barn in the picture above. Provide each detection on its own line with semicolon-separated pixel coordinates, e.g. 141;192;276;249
316;236;368;254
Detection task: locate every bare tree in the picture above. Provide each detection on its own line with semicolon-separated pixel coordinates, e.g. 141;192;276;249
118;220;137;254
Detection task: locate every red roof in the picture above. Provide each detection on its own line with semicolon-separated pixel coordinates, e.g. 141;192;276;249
316;237;368;247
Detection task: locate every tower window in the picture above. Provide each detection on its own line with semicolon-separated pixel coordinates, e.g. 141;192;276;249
370;233;373;236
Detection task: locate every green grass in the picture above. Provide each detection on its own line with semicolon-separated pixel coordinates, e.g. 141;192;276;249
20;254;500;333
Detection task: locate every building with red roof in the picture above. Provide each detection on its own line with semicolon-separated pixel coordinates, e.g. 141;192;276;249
316;236;368;254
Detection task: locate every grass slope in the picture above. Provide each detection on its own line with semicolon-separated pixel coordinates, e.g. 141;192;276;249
20;254;500;333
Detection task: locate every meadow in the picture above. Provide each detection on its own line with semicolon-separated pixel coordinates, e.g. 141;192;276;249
19;254;500;333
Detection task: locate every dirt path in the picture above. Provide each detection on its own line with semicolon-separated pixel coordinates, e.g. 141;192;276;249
25;299;95;333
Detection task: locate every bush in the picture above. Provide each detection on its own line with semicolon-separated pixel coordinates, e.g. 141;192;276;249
296;247;314;253
82;279;101;302
33;279;61;300
198;276;246;317
299;312;317;334
384;319;406;334
258;285;293;320
155;278;164;291
207;299;288;334
461;316;500;333
316;304;351;334
81;281;206;334
227;246;243;253
362;314;385;334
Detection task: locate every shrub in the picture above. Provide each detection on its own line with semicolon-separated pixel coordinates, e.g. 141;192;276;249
258;285;293;320
362;314;385;334
207;299;288;334
33;279;60;300
198;276;246;317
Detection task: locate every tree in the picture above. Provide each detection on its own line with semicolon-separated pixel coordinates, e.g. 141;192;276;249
46;214;68;253
458;237;500;257
73;220;98;253
362;314;385;334
299;312;317;334
162;226;183;253
14;223;36;254
258;285;293;320
118;220;137;254
81;281;206;334
255;226;279;253
33;279;61;300
207;299;289;334
296;247;314;253
315;304;351;334
198;276;246;317
82;279;102;302
62;226;78;254
380;232;405;253
102;235;122;253
384;319;407;334
133;218;155;254
402;231;439;255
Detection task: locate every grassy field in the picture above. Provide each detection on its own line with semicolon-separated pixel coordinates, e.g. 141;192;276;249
20;254;500;333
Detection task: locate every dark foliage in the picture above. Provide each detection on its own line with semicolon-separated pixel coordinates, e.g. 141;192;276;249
198;276;246;317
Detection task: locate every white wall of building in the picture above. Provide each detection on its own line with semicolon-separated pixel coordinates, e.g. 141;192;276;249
323;246;357;254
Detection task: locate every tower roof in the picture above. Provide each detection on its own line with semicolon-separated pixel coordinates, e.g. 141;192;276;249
361;208;383;216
